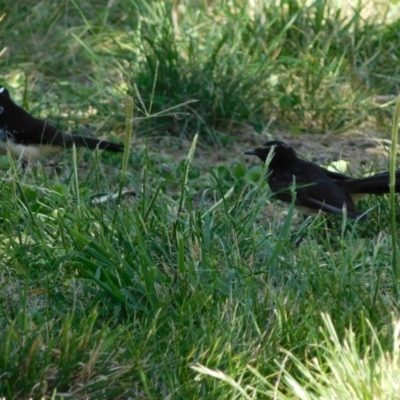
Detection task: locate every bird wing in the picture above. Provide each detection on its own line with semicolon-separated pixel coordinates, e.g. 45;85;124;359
1;108;67;147
322;168;352;180
269;165;361;218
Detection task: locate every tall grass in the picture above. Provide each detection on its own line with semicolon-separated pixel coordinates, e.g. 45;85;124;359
0;0;400;398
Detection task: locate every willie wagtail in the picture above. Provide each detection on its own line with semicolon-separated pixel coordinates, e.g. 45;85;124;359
245;140;400;219
0;86;124;162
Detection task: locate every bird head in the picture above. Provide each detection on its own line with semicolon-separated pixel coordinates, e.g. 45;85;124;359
0;86;10;101
0;87;12;115
244;140;297;164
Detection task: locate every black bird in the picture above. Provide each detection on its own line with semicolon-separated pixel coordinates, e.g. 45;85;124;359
245;140;400;219
0;86;124;162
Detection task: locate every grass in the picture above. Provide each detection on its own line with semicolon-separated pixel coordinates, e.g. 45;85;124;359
1;0;400;398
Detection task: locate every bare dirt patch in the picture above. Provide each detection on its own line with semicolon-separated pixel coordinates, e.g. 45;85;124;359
148;125;394;174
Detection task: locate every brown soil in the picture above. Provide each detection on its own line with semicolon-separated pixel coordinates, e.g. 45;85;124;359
150;125;394;174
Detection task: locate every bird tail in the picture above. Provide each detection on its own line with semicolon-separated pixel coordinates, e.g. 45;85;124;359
69;135;124;152
340;171;400;194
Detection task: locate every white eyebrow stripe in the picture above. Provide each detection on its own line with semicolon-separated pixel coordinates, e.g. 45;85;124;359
0;87;4;93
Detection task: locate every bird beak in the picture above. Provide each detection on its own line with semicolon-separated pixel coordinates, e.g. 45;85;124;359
244;149;258;156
